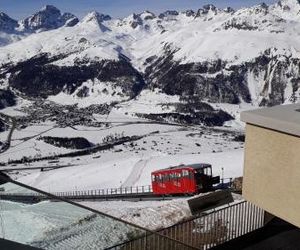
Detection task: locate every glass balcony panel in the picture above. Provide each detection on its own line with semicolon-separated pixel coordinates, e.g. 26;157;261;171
0;181;147;249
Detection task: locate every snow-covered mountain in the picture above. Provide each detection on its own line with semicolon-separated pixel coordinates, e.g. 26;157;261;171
0;12;21;45
0;12;18;32
0;5;78;46
19;5;78;31
0;0;300;107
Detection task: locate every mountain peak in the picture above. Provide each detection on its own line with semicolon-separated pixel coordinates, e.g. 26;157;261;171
139;10;156;20
41;5;60;13
0;12;18;32
20;5;78;31
81;12;111;32
276;0;300;9
196;4;219;18
203;4;217;11
120;13;143;29
158;10;179;19
224;7;235;13
272;0;300;16
82;11;111;24
183;10;196;17
278;0;300;5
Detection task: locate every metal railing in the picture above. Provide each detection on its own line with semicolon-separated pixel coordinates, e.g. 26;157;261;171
0;185;153;198
108;200;265;250
106;232;197;250
0;178;236;202
55;185;154;197
0;185;157;204
0;177;234;197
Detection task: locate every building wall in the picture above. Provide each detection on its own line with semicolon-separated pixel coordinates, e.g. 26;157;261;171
243;124;300;227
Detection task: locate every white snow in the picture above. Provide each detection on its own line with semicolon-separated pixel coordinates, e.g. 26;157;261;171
2;148;243;193
117;89;180;114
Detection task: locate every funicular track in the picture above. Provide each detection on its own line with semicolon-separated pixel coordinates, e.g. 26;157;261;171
0;181;235;204
0;185;183;203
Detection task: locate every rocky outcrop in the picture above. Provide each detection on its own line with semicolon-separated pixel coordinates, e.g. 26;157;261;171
196;4;218;17
0;89;16;109
0;12;18;32
144;46;250;104
20;5;78;31
0;119;5;132
82;11;111;24
158;10;179;19
245;50;300;106
144;45;300;106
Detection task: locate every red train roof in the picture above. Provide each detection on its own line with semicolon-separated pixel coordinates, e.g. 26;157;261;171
152;163;211;174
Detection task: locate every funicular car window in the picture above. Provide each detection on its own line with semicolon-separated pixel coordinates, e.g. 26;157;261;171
197;169;204;174
182;170;189;177
163;174;169;182
158;174;162;181
204;167;211;175
151;175;155;182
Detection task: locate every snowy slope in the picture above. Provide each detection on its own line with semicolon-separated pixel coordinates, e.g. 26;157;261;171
0;17;119;65
0;5;78;47
3;149;243;193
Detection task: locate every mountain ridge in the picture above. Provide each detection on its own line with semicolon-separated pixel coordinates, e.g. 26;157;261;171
0;1;299;108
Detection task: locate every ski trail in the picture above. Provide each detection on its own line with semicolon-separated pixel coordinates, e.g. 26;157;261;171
121;158;150;187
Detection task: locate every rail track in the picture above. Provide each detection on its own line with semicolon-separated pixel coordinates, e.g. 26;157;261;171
0;179;234;204
0;192;178;203
0;185;188;203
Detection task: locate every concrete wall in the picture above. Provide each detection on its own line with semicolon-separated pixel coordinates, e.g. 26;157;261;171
243;124;300;227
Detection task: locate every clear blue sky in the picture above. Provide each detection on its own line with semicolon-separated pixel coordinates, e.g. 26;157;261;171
1;0;277;20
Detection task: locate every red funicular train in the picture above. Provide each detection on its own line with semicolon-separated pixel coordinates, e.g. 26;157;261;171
151;163;220;195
